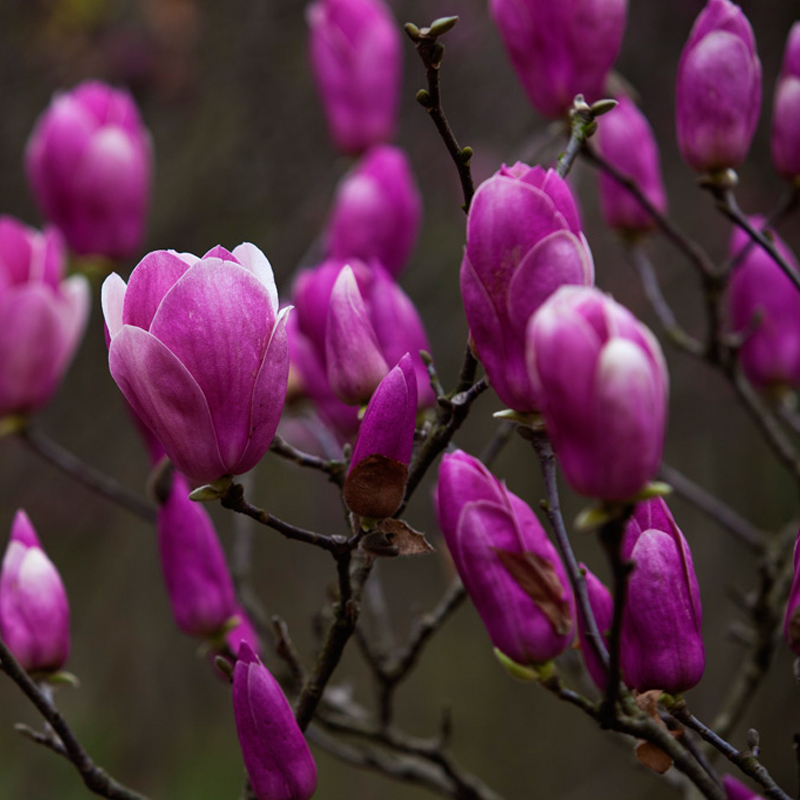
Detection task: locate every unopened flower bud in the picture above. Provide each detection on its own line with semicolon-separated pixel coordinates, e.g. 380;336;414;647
344;354;417;518
461;164;594;412
722;775;764;800
620;498;704;694
527;286;668;500
437;451;574;665
306;0;401;155
325;265;389;404
325;146;422;277
772;24;800;181
25;80;152;259
157;473;238;640
577;564;613;691
0;511;70;674
676;0;762;173
489;0;627;119
595;97;667;235
232;642;318;800
727;218;800;392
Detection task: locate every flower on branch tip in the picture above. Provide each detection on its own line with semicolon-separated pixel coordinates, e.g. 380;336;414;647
436;450;575;665
0;217;89;420
526;285;668;501
102;243;290;484
772;23;800;181
461;163;594;413
232;642;318;800
25;80;152;260
0;510;70;675
676;0;761;173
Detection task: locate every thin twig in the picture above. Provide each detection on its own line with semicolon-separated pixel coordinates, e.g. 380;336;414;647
17;425;155;522
0;637;149;800
269;434;345;486
406;19;474;212
479;420;516;469
658;463;764;553
626;244;705;358
712;187;800;294
527;430;610;674
220;482;348;555
673;707;793;800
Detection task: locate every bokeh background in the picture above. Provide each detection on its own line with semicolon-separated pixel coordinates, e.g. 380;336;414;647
1;0;799;798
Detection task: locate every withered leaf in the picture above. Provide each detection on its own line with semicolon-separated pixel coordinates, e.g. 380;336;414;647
635;690;663;720
361;518;435;559
635;741;672;774
492;549;573;636
343;455;408;519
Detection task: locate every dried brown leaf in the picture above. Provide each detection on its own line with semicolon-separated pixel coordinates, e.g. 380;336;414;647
493;549;573;635
361;519;435;558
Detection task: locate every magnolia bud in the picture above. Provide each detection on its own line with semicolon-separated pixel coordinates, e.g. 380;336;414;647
0;511;70;674
232;642;318;800
772;23;800;181
676;0;762;173
620;498;704;694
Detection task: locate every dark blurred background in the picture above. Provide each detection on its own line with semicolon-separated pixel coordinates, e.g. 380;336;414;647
1;0;799;798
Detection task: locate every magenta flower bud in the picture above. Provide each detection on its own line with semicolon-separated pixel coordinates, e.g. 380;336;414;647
727;218;800;392
576;564;613;691
25;80;152;259
292;258;434;412
157;473;237;639
102;243;290;483
233;642;318;800
620;498;704;694
461;164;594;412
783;527;800;657
325;265;389;404
676;0;762;173
527;286;668;500
225;607;261;659
595;97;668;235
344;354;417;518
772;24;800;181
325;146;422;277
0;217;90;418
489;0;627;119
437;451;575;665
0;511;70;674
722;775;764;800
307;0;401;155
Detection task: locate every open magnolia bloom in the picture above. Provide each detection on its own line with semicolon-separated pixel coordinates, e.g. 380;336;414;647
102;243;290;484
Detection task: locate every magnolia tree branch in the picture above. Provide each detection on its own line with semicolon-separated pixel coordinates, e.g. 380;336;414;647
0;637;148;800
16;424;155;523
269;434;346;487
671;706;792;800
526;429;610;673
707;183;800;294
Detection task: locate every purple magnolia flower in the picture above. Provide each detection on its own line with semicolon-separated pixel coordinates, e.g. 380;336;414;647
772;23;800;181
595;97;668;235
722;775;764;800
676;0;761;173
291;258;434;412
325;145;422;277
344;354;417;518
25;80;152;259
576;564;613;691
0;217;89;418
527;286;668;500
489;0;627;118
157;472;237;639
307;0;401;155
620;499;704;694
0;511;70;674
727;218;800;392
102;243;290;483
437;450;575;665
784;527;800;657
325;265;389;404
461;163;594;412
233;642;318;800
